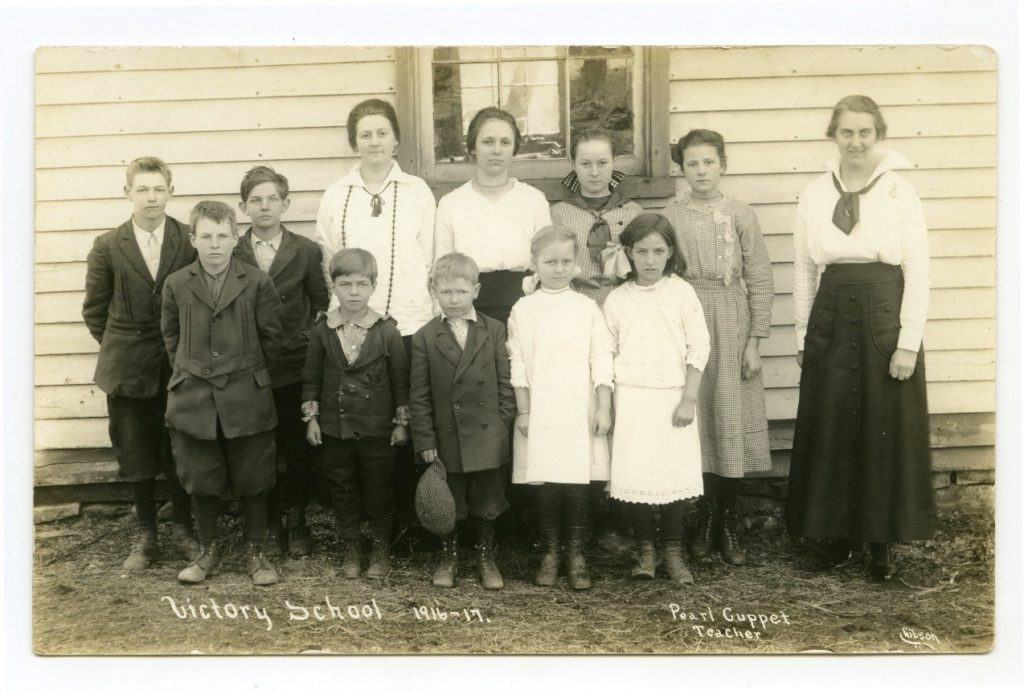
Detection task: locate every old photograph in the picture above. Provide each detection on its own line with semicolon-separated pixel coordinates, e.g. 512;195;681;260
27;41;999;659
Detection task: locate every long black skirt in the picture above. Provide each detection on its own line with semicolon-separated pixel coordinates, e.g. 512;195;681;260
477;269;530;327
785;262;936;543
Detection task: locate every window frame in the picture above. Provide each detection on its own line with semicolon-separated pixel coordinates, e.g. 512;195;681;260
394;46;673;201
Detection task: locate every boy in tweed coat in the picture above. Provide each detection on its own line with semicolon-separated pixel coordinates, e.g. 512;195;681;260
81;156;199;570
162;201;285;585
409;253;517;590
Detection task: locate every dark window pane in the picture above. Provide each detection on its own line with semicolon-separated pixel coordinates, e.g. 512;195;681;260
569;45;632;58
431;46;635;165
568;56;634;156
433;62;499;162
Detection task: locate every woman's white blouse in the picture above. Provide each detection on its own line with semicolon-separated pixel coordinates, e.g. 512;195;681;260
434;179;552;272
602;276;711;388
793;151;930;353
315;161;437;336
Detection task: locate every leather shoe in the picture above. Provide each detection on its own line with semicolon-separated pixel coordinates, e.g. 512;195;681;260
123;528;159;570
246;543;280;586
177;543;221;583
170;523;201;561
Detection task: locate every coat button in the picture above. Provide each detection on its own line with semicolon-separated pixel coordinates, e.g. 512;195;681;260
203;368;211;375
478;399;485;406
849;294;856;301
453;402;461;410
885;306;892;312
850;342;857;348
852;364;859;370
339;410;347;417
280;295;287;301
454;381;461;387
364;394;370;399
849;318;856;324
212;351;220;357
482;423;489;429
338;390;345;396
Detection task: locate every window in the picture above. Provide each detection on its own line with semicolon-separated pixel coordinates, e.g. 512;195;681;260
395;46;673;200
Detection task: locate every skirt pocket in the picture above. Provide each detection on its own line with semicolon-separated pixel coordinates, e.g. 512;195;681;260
869;290;902;358
802;304;837;367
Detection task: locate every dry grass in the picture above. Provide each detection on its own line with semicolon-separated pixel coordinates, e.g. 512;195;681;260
32;504;993;655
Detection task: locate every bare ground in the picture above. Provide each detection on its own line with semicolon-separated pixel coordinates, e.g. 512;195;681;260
32;504;993;655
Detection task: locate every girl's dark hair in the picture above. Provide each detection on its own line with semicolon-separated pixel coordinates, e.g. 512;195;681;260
346;98;400;150
620;213;686;279
570;127;617;160
825;94;887;139
672;128;728;170
466;107;522;157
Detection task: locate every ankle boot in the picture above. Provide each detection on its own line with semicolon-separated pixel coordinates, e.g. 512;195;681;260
286;506;311;558
177;542;221;583
339;537;362;579
432;530;459;588
631;541;656;580
246;541;280;586
662;540;695;584
869;542;898;582
534;524;560;586
265;516;286;558
688;495;717;559
565;525;592;590
170;522;201;561
365;518;393;579
718;507;746;566
476;519;504;590
123;527;159;570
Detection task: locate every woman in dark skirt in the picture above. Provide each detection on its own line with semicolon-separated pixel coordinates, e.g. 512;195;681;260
434;107;552;326
786;95;936;581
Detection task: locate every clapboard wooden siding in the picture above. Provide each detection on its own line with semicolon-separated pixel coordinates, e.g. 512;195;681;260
661;45;997;476
34;45;997;489
34;47;396;461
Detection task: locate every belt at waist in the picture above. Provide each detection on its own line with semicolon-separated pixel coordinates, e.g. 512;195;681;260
820;262;903;286
685;276;743;293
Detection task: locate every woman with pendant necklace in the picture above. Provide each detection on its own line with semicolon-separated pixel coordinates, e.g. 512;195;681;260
315;99;436;559
786;95;935;582
316;98;436;341
434;107;552;326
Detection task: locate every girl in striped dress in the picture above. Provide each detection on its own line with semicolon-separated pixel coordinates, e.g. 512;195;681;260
550;128;644;555
665;129;775;567
551;128;644;306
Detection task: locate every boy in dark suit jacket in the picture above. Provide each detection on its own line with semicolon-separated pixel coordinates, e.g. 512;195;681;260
162;201;284;585
409;253;516;590
81;156;199;570
234;166;329;558
302;249;410;580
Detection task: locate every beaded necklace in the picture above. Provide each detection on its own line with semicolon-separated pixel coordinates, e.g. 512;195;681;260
339;180;398;317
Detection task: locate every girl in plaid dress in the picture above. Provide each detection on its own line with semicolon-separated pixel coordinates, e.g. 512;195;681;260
665;130;775;567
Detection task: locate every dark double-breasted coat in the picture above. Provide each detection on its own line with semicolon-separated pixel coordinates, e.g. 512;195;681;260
409;313;516;473
301;311;410;441
161;258;284;440
232;226;329;387
82;216;195;398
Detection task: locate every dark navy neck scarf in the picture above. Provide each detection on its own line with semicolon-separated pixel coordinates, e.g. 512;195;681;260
831;172;885;234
